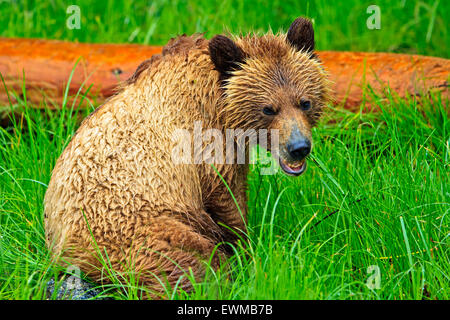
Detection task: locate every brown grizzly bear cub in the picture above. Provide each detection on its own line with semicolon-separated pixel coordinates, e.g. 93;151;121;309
44;17;329;297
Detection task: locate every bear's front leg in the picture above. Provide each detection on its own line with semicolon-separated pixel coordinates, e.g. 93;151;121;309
205;184;248;248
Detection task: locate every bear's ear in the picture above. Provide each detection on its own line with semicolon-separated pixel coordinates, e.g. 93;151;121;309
209;35;245;80
287;17;315;54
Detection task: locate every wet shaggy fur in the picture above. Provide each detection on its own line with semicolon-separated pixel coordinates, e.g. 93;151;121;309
44;17;330;298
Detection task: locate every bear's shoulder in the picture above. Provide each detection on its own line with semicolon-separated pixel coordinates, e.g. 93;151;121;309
126;33;208;86
162;33;208;56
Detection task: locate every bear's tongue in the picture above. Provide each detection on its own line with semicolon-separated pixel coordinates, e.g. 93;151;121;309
279;158;306;176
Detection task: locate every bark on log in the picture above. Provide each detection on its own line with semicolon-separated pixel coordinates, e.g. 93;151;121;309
0;37;448;112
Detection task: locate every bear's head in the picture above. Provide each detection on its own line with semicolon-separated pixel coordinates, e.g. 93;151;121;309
209;17;330;176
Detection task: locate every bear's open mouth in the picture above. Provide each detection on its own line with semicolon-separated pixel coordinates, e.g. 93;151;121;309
279;158;307;176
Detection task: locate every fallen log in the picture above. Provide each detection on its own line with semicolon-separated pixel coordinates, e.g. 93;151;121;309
0;37;448;112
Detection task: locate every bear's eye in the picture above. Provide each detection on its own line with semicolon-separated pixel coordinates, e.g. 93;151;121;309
299;99;312;111
262;106;277;116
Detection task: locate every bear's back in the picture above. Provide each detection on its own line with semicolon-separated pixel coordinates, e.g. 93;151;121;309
44;34;222;256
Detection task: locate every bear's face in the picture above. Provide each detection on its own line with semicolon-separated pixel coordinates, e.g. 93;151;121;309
209;17;330;176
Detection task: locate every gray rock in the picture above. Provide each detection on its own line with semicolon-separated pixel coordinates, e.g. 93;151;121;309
46;276;105;300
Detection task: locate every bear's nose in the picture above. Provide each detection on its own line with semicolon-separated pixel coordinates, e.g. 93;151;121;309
287;139;311;161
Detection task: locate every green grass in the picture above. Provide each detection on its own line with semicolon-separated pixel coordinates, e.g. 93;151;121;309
0;83;448;299
0;0;449;58
0;0;449;300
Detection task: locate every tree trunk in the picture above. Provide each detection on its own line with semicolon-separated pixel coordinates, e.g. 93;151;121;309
0;37;448;112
